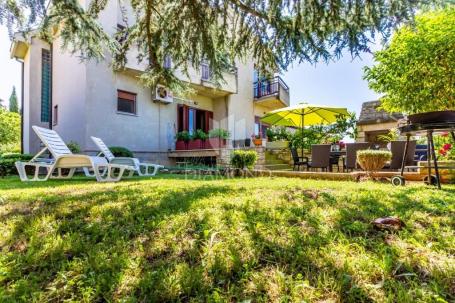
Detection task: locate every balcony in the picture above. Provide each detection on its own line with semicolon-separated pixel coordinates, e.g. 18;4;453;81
123;54;237;97
253;76;290;109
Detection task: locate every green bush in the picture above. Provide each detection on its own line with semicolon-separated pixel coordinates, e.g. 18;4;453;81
176;131;191;142
66;141;81;153
0;108;20;154
192;129;208;141
230;150;258;169
109;146;134;158
0;153;34;176
208;128;230;140
266;127;290;142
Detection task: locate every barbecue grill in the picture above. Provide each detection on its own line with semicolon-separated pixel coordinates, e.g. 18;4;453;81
392;110;455;189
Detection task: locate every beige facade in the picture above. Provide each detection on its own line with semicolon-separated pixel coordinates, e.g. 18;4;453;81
10;1;291;165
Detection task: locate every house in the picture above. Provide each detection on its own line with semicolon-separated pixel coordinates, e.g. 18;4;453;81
9;2;290;166
356;100;404;146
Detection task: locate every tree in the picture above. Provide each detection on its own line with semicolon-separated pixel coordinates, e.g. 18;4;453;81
0;108;21;153
364;7;455;114
9;86;18;113
1;1;431;92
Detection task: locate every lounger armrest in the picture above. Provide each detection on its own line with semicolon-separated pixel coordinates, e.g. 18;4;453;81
110;157;137;167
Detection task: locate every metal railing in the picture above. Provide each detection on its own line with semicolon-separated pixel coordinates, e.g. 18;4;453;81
253;76;289;99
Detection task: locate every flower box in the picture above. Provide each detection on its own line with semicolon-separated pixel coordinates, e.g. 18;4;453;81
188;139;202;150
266;141;289;149
207;138;227;149
175;140;188;150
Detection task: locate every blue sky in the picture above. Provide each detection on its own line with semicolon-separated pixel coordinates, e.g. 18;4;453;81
0;26;380;116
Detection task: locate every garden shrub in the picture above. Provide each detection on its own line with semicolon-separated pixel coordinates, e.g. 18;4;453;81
0;153;34;176
230;150;258;169
109;146;134;158
66;141;81;153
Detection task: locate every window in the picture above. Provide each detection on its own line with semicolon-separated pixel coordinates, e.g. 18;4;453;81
201;60;211;81
164;55;172;69
255;116;269;138
53;105;58;126
177;104;213;133
117;90;136;114
41;49;51;122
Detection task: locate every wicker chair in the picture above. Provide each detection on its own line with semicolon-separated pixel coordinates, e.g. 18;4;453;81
344;143;371;172
290;148;308;171
307;144;331;172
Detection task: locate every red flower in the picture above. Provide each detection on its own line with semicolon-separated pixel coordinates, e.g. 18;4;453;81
443;143;452;151
439;148;447;156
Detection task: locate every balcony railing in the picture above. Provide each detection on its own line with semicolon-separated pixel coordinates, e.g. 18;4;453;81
253;76;289;99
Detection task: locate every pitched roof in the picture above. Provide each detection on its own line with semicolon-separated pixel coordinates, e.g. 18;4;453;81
357;100;403;125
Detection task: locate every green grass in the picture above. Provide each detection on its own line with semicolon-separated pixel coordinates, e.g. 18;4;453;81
0;175;454;302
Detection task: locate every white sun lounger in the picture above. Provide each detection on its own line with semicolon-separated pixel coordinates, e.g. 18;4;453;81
91;136;164;176
15;126;132;182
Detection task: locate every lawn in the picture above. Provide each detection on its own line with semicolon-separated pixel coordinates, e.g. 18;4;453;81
0;175;454;302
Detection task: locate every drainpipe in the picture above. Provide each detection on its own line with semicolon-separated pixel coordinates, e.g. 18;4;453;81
48;42;53;129
15;58;25;154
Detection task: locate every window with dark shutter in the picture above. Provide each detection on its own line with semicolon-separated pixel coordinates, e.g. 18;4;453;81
117;90;136;114
41;49;51;122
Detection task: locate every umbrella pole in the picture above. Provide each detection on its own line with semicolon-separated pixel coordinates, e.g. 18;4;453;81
301;110;304;157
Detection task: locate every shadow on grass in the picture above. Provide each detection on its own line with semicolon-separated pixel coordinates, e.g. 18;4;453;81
1;178;453;302
1;182;233;302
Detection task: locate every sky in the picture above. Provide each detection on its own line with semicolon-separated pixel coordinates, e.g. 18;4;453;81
0;27;21;108
0;25;380;116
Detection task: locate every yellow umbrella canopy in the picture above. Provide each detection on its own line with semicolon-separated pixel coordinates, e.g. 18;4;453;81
260;103;349;127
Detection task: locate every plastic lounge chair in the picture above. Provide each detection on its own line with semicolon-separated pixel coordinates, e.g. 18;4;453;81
91;136;164;176
15;126;131;182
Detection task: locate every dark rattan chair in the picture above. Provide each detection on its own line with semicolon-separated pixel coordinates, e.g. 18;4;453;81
344;143;371;172
290;148;308;171
307;144;331;172
389;140;417;170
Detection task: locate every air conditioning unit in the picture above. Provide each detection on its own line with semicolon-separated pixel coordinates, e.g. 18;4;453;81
154;85;173;104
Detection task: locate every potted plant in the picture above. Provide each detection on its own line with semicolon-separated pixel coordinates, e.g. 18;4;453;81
175;131;190;150
252;134;263;146
207;128;230;149
357;150;392;178
189;129;207;149
265;127;290;149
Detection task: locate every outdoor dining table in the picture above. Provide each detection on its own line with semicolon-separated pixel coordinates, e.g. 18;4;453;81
329;150;346;172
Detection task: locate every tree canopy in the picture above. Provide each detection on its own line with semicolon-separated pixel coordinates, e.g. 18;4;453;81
9;86;18;113
1;0;433;90
0;108;20;154
364;6;455;114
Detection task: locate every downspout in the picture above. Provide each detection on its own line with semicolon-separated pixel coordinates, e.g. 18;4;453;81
48;42;53;129
15;58;25;154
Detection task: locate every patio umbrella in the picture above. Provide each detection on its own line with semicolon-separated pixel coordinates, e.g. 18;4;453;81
260;103;349;156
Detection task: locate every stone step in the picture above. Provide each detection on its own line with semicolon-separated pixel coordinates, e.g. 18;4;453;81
264;163;293;170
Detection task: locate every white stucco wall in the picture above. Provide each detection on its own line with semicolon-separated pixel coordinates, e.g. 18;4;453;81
227;58;255;141
52;37;87;149
23;38;51;154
